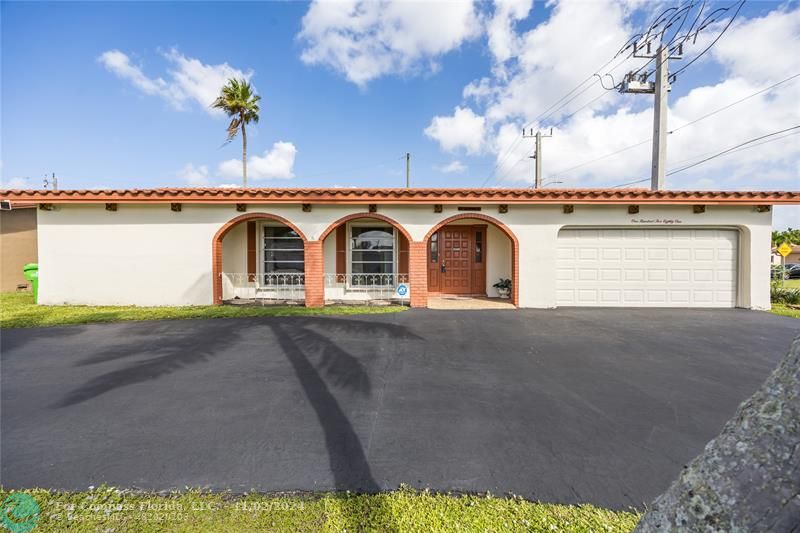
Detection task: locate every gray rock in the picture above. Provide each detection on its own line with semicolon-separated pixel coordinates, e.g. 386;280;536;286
635;335;800;532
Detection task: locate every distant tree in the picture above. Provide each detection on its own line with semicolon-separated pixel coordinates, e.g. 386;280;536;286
211;79;260;187
772;228;800;246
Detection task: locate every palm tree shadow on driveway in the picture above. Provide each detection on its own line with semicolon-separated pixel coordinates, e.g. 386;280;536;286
55;315;423;494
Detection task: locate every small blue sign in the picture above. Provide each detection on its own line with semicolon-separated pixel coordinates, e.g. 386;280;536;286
396;284;409;297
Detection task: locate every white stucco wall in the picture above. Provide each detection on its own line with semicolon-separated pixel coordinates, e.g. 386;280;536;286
36;202;772;308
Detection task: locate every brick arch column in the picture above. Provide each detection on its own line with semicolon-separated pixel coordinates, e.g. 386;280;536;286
420;213;520;307
212;212;308;305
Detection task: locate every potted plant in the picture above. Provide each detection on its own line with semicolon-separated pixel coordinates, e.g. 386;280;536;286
493;278;512;299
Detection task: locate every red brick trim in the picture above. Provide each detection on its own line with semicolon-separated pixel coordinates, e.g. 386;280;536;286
409;241;428;308
318;212;413;242
423;213;520;307
304;241;325;307
212;213;308;305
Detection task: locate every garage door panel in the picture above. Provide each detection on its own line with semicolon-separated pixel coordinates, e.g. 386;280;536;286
557;228;737;308
671;290;690;303
671;248;691;261
577;289;597;303
557;246;575;258
671;269;690;281
625;248;645;260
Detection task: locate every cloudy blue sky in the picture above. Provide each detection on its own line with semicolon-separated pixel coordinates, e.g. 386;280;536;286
1;0;798;227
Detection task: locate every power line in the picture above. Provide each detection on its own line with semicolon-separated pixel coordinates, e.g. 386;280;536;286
670;72;800;134
480;0;744;189
548;73;800;181
552;140;652;179
670;0;746;80
667;125;800;175
667;129;797;169
610;125;800;187
480;50;639;187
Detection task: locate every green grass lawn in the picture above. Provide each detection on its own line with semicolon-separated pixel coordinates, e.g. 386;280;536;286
0;487;640;532
771;279;800;318
783;279;800;289
0;292;406;329
770;304;800;319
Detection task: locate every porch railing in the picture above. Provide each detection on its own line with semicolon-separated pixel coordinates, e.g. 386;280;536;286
323;273;410;304
222;272;305;303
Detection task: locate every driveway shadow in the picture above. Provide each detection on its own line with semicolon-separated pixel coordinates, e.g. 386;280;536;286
52;313;421;504
54;319;254;408
271;316;421;494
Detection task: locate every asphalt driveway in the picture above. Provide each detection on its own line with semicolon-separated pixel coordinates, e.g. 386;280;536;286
2;308;797;509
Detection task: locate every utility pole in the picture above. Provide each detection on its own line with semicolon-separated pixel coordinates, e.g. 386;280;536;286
522;128;552;188
405;152;410;188
620;41;682;190
651;45;669;190
43;172;58;191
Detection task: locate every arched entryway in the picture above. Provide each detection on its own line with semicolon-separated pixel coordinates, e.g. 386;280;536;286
212;213;308;304
318;213;413;304
423;213;519;307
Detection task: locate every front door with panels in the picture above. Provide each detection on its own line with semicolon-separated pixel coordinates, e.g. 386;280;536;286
428;225;487;295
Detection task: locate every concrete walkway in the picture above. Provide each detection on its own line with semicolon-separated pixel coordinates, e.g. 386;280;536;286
427;295;515;309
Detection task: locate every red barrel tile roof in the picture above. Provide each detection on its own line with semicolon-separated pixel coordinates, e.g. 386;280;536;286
1;187;798;204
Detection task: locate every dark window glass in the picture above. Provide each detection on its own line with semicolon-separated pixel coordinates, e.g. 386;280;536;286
264;227;300;239
265;250;304;263
430;233;438;262
351;262;394;275
352;251;394;262
263;238;304;250
264;225;304;274
475;231;482;263
351;226;394;282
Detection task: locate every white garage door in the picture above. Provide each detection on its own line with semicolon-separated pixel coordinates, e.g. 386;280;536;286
556;228;738;307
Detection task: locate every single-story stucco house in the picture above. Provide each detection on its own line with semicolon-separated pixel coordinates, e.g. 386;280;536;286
2;187;798;309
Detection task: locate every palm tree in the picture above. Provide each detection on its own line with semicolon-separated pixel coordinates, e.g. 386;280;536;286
211;78;260;187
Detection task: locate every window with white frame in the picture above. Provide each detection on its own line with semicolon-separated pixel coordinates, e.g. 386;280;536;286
262;225;304;283
350;225;395;284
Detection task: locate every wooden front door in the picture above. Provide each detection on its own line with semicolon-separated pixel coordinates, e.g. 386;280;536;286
428;225;487;295
441;226;472;294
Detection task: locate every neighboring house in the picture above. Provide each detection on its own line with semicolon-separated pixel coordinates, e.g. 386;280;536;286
772;244;800;265
0;202;38;292
2;188;798;310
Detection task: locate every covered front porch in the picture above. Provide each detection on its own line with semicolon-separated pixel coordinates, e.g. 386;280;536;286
214;212;517;309
218;215;411;306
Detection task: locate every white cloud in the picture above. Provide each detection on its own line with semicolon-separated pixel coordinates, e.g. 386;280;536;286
437;160;467;174
218;141;298;180
218;159;243;180
424;106;486;154
99;48;252;114
97;50;177;104
0;177;30;189
176;163;211;186
486;0;532;65
298;0;482;86
419;1;800;226
711;7;800;83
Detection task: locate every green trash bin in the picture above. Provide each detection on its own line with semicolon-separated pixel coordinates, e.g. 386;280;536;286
23;263;39;303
